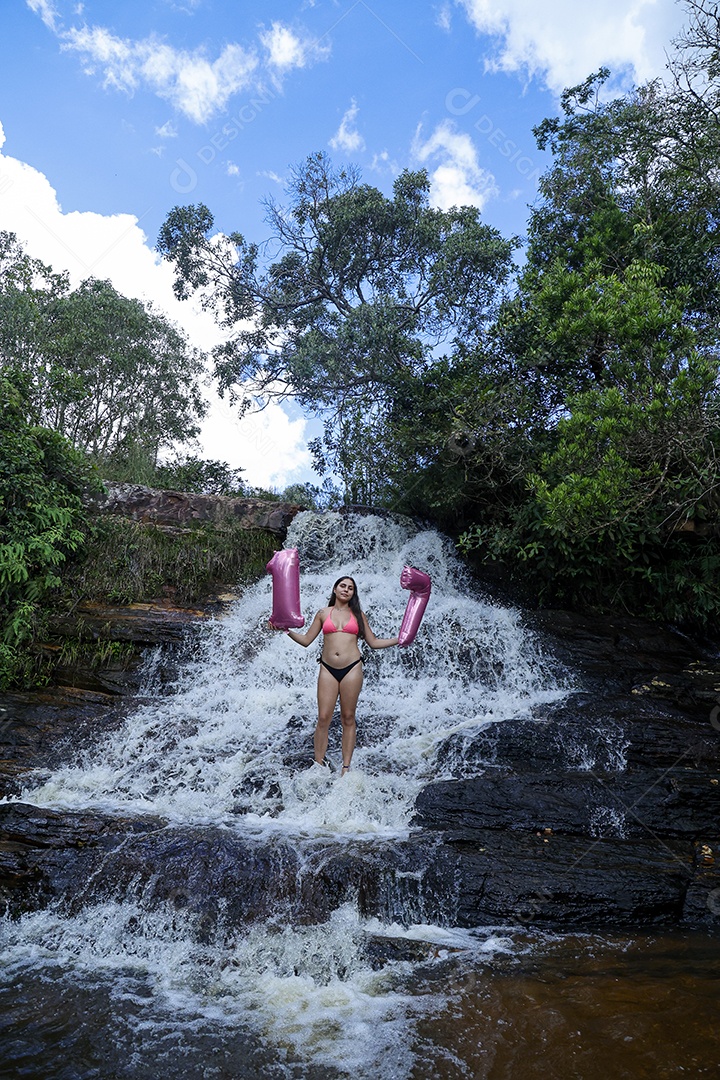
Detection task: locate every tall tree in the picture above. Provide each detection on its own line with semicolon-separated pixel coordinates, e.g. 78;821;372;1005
525;65;720;346
458;42;720;626
158;153;516;496
0;233;208;469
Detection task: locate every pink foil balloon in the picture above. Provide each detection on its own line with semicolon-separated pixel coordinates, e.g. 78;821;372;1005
397;566;431;646
266;548;305;629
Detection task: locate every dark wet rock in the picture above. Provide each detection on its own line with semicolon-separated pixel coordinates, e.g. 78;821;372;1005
0;798;718;933
38;651;147;697
410;600;720;934
683;843;720;928
362;933;461;968
414;770;720;840
0;803;164;916
435;693;719;777
0;804;424;930
529;608;720;711
437;829;692;929
49;599;210;648
3;578;720;934
0;688;132;800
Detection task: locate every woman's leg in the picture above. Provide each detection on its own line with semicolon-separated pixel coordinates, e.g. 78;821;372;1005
315;666;340;763
338;663;363;770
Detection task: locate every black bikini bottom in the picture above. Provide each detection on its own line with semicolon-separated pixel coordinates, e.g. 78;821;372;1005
319;657;363;683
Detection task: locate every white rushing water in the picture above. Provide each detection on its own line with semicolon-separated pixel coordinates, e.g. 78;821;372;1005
0;897;524;1077
19;512;568;837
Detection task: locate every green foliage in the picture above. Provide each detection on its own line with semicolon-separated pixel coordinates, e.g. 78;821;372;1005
275;482;338;510
158;153;516;495
153;455;246;496
0;233;208;470
6;14;720;640
0;376;96;688
99;448;247;496
62;516;278;606
527;67;720;338
450;16;720;631
99;442;164;487
57;637;136;672
460;353;720;627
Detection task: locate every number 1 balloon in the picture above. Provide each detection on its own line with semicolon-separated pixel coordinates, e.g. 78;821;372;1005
266;548;305;629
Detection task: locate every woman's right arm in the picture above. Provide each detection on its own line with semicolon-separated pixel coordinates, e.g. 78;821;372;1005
279;609;324;648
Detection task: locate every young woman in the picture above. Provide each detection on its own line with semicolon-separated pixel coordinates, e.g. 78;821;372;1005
273;575;399;775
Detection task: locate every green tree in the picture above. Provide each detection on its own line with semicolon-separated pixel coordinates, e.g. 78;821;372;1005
0;376;96;687
0;233;208;472
158;153;516;496
456;25;720;626
154;454;246;496
526;66;720;350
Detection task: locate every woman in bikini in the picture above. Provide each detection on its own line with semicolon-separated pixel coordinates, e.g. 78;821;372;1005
273;576;399;775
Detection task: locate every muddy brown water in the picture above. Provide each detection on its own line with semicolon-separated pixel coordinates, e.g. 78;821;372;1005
1;930;718;1078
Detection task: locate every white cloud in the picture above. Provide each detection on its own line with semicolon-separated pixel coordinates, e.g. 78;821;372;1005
457;0;686;94
437;4;452;32
260;21;328;71
62;27;258;123
26;0;58;31
257;169;284;184
0;129;310;484
198;392;310;488
28;10;328;125
413;120;497;210
368;149;400;178
226;161;240;176
329;99;365;154
155;120;178;138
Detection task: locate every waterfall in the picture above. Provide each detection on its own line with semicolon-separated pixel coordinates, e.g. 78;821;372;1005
1;512;572;1078
21;512;567;835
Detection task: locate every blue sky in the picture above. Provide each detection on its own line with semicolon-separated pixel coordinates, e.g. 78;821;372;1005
0;0;688;487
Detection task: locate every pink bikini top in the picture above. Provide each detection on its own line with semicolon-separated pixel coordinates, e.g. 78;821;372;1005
322;609;360;636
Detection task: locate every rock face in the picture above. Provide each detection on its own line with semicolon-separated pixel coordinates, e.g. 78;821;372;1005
49;599;211;650
1;597;719;933
413;611;720;931
92;482;302;535
0;688;131;800
19;482;302;736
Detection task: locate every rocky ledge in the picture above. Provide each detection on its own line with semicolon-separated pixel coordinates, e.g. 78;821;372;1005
4;483;304;734
91;482;302;535
412;611;720;931
1;600;719;932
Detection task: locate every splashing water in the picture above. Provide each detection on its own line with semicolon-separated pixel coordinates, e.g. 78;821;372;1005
20;512;568;837
0;897;520;1078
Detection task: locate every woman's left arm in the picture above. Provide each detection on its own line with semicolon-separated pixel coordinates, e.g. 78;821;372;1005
362;613;400;650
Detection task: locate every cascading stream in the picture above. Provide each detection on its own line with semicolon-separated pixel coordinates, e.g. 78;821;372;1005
21;512;568;836
2;512;574;1078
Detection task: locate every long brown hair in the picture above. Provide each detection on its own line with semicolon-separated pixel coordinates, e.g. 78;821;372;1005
329;575;365;639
